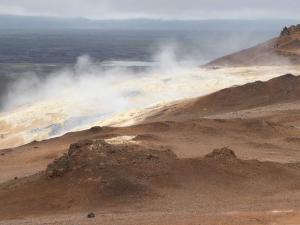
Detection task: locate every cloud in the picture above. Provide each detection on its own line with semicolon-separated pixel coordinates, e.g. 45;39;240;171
0;0;298;20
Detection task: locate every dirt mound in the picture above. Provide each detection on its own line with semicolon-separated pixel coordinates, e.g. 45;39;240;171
204;147;237;161
46;139;178;196
0;140;179;218
1;140;300;220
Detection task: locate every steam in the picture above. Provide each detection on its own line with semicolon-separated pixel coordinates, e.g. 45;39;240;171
1;42;300;146
3;55;130;115
2;43;201;115
1;45;201;138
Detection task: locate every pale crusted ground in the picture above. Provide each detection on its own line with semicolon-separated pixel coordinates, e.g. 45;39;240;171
1;65;300;149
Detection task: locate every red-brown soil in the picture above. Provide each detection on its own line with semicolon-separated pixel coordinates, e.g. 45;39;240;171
2;74;300;224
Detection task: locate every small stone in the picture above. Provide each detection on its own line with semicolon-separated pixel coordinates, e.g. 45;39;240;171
14;177;18;180
87;212;95;218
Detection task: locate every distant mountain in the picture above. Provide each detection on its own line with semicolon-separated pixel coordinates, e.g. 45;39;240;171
206;24;300;66
0;15;298;30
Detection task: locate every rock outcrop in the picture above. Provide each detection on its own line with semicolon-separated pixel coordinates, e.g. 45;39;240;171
280;25;300;37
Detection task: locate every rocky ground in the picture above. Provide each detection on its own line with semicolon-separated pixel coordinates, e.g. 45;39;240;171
2;74;300;224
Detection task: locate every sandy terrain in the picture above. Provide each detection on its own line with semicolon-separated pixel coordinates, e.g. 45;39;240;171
1;211;300;225
1;72;300;224
2;27;300;223
1;139;300;224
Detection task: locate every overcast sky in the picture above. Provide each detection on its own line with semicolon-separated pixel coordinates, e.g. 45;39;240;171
0;0;299;20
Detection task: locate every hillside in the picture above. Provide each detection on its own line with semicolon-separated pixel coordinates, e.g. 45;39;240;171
141;74;300;122
2;73;300;224
206;24;300;66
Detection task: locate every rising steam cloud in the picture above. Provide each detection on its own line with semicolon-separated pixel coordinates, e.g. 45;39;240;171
4;55;130;114
1;45;201;138
1;43;297;146
2;44;198;115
